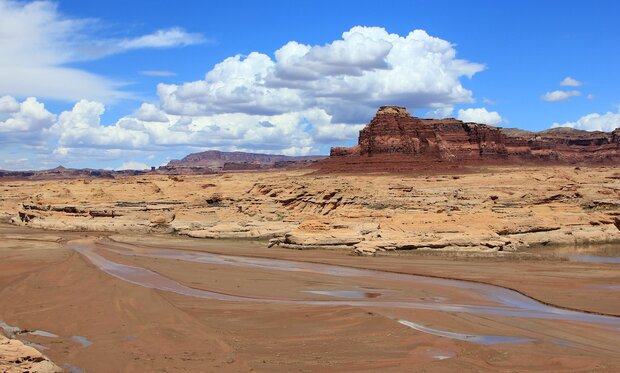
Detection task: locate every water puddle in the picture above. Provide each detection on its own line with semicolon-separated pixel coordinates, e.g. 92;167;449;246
304;289;382;299
551;339;578;348
398;320;532;345
522;244;620;264
23;340;50;351
71;335;93;347
596;284;620;291
28;330;59;338
0;321;58;338
567;255;620;264
69;240;620;327
424;348;456;360
64;363;85;373
0;321;21;336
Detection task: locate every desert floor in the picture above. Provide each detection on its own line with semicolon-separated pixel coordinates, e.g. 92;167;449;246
0;166;619;372
0;223;619;372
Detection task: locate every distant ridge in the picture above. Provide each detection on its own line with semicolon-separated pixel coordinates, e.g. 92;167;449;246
165;150;326;170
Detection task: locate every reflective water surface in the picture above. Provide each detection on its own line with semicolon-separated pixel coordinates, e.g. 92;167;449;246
522;244;620;264
70;239;620;328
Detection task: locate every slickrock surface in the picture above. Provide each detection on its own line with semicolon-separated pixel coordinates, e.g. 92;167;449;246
0;335;61;373
326;106;620;172
1;166;618;254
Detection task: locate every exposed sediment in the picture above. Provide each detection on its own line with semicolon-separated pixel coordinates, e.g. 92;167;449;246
1;165;618;254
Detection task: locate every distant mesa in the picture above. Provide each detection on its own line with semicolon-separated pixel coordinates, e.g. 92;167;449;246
324;106;620;171
162;150;326;172
0;151;327;179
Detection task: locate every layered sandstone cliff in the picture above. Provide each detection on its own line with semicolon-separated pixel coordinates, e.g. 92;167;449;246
328;106;620;167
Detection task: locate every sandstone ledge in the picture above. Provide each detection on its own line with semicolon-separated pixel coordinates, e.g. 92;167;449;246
0;335;61;373
0;166;618;256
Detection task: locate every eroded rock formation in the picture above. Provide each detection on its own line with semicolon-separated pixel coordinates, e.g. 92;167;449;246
327;106;620;169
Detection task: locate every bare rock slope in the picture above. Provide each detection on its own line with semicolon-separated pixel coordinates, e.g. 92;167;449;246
1;335;61;373
1;166;618;255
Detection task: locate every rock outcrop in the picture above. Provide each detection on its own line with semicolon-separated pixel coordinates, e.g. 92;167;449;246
1;335;61;372
1;164;618;255
326;106;620;171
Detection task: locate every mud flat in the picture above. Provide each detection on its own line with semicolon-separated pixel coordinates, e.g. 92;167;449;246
0;224;619;372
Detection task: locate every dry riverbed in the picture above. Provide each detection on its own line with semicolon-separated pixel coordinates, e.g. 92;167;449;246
0;224;619;372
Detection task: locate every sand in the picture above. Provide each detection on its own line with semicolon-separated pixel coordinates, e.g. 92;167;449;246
0;224;618;372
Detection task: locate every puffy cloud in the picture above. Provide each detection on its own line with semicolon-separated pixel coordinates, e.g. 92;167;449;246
51;100;150;149
560;77;582;87
116;161;150;171
0;95;21;113
0;96;56;143
541;90;581;102
272;29;392;80
0;0;204;102
1;24;490;168
46;100;317;155
552;110;620;132
457;107;502;126
158;26;485;123
134;103;170;123
425;106;454;119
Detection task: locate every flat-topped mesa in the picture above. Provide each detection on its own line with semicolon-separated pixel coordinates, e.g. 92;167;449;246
328;106;620;166
358;107;448;158
330;106;506;160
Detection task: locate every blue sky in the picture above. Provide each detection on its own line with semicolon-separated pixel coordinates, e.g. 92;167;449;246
1;0;619;170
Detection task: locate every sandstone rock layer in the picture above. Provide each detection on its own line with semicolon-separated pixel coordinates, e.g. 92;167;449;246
325;106;620;172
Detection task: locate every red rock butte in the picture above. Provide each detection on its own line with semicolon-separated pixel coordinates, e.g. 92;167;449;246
322;106;620;172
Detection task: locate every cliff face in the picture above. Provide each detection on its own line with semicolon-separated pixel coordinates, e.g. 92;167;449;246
328;106;620;167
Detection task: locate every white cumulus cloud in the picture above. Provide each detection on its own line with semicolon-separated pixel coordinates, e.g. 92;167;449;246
541;90;581;102
457;107;502;126
134;103;170;123
560;77;583;87
116;161;150;171
158;26;485;124
552;110;620;132
0;24;491;168
51;100;150;149
44;100;319;156
0;96;56;143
